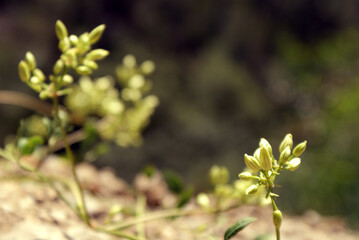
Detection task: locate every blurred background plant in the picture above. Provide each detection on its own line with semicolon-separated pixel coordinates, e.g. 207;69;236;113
1;0;359;228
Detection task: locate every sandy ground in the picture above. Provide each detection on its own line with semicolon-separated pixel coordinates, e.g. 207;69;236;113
0;158;358;240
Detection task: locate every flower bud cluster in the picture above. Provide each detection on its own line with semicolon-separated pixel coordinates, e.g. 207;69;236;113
65;76;124;118
196;165;270;211
92;55;159;147
18;20;109;100
66;55;159;147
116;54;156;103
210;165;229;186
18;52;46;93
239;133;307;195
55;20;108;76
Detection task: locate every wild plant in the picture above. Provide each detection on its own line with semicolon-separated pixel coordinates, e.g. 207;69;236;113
224;134;307;240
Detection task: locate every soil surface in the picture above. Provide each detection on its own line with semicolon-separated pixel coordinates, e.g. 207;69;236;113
0;157;358;240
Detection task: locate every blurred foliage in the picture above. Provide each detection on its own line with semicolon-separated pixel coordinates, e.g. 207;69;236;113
1;0;359;227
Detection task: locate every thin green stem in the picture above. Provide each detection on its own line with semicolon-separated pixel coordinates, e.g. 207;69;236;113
262;170;281;240
104;201;240;232
136;194;146;240
52;95;90;226
276;227;280;240
95;227;146;240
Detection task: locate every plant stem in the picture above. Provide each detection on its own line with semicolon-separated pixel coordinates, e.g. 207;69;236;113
263;170;281;240
105;202;240;231
0;90;53;116
136;194;146;240
276;228;281;240
52;95;90;226
95;227;146;240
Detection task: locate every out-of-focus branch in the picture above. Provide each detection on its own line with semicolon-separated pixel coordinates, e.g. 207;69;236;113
0;90;53;116
0;90;105;153
50;128;86;152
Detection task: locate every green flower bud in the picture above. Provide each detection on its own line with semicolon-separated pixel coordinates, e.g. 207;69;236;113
69;35;79;45
244;154;261;172
259;146;272;171
88;24;106;44
209;165;229;185
140;60;155;75
79;33;90;45
76;65;92;75
123;54;136;68
33;68;45;82
53;59;65;75
273;210;282;229
279;146;291;165
62;74;73;84
259;138;273;156
83;59;98;70
86;49;109;61
214;184;233;197
238;172;252;181
55;20;68;40
253;147;260;161
196;193;210;209
129;74;145;89
62;48;78;68
18;60;31;82
59;37;71;52
144;95;159;108
245;184;258;195
287;157;301;171
293;140;307;157
39;90;50;99
25;52;36;70
30;76;40;84
77;33;91;53
279;133;293;153
103;100;124;115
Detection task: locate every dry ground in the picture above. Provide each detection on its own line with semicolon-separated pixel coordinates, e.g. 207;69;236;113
0;158;358;240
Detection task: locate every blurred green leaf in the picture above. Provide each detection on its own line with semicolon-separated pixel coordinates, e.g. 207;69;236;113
224;217;256;240
143;165;156;178
17;136;44;155
176;186;193;208
164;170;184;194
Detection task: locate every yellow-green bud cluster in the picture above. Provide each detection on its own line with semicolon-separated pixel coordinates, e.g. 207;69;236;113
82;54;159;147
18;52;46;93
116;55;156;102
210;165;229;185
240;133;307;195
66;54;159;148
18;20;110;99
244;138;274;173
66;76;124;117
55;20;109;76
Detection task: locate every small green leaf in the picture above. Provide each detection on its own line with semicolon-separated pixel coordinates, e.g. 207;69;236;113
17;136;44;155
143;165;156;177
224;217;256;240
176;187;193;208
164;170;184;194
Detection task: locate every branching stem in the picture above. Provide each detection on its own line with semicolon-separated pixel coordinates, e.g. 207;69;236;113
52;95;90;226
